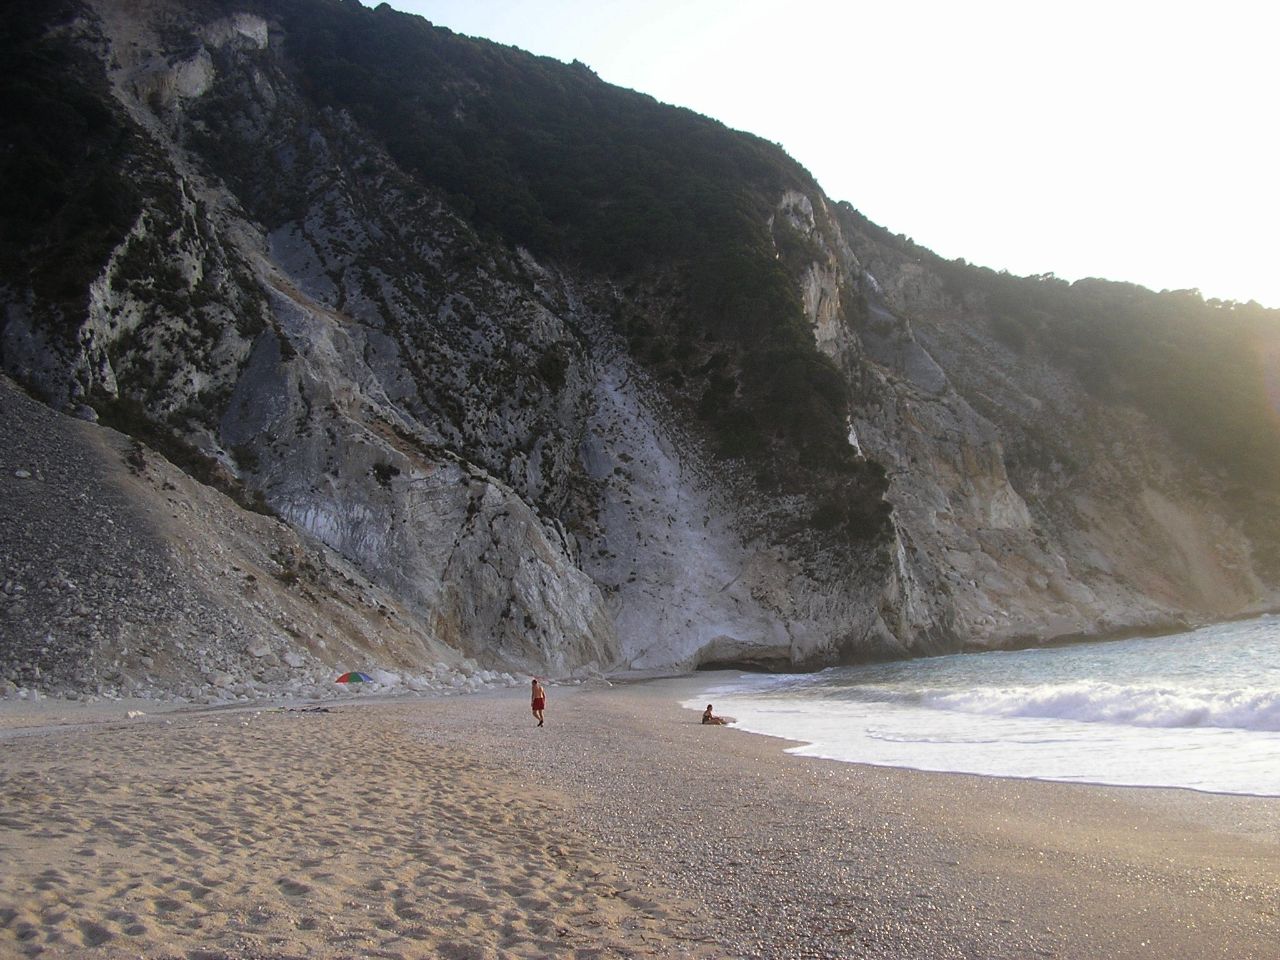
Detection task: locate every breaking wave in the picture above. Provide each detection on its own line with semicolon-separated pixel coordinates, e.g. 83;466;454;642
695;617;1280;794
918;682;1280;731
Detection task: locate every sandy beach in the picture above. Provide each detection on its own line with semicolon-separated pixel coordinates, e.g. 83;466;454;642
1;678;1277;960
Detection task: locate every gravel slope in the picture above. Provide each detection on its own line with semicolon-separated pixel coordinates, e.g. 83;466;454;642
0;374;496;702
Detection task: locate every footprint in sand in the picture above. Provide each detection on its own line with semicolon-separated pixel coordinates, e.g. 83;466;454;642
33;869;66;891
78;920;114;947
176;880;213;901
446;893;492;913
436;939;490;960
276;878;312;897
104;908;138;928
393;901;423;921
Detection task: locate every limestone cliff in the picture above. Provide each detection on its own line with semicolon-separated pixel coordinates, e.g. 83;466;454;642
769;191;1279;647
2;0;1278;699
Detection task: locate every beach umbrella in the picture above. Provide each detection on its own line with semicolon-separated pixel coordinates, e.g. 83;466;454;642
335;671;373;683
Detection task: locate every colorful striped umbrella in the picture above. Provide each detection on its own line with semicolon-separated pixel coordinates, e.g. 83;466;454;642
335;671;373;683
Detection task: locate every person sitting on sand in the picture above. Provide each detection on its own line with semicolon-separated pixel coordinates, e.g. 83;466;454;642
531;678;546;727
702;703;729;725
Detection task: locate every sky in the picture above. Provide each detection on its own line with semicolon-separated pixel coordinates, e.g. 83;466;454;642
359;1;1278;308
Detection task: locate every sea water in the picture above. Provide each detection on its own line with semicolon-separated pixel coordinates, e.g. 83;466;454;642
687;616;1280;796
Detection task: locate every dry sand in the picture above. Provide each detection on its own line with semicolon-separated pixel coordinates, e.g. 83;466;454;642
1;678;1277;959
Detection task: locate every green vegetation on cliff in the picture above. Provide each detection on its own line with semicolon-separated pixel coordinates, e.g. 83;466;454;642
840;205;1280;569
940;263;1280;486
0;1;141;328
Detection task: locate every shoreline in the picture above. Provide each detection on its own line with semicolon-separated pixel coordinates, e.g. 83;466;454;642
1;680;1277;959
645;674;1280;840
685;714;1280;806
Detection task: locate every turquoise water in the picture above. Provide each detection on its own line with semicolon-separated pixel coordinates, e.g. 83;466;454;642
688;616;1280;795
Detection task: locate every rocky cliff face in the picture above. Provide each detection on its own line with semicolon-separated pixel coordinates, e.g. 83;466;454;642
806;201;1277;646
2;0;1277;699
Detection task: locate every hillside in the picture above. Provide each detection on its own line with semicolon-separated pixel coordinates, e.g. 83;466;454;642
2;0;1279;699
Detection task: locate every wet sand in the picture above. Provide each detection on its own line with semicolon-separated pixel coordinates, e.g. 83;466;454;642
1;678;1276;959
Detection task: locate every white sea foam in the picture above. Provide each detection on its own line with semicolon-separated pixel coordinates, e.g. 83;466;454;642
689;617;1280;796
920;682;1280;731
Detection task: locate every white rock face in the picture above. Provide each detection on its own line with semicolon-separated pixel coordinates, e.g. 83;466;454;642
199;13;269;50
820;197;1278;645
128;47;215;107
218;254;619;675
579;358;790;669
430;475;617;673
173;48;215;98
577;351;911;669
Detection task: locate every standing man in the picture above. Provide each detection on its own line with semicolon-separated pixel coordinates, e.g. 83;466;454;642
531;677;546;727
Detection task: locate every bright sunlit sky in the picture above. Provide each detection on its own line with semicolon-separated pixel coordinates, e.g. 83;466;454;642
360;1;1278;307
